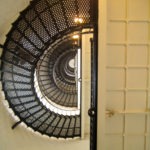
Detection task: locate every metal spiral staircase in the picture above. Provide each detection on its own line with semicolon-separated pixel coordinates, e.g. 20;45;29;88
0;0;96;139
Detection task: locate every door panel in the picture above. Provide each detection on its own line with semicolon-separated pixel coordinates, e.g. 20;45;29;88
98;0;150;150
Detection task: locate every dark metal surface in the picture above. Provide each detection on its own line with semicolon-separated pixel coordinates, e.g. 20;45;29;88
90;14;98;150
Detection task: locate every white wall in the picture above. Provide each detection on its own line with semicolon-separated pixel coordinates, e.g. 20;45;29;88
0;0;31;44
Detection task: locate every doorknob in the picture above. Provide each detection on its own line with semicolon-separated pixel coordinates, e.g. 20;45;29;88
88;107;96;117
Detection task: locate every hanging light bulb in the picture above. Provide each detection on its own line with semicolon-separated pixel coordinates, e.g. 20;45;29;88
74;17;83;24
72;34;80;40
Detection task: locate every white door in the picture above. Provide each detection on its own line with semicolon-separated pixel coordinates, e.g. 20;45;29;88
98;0;150;150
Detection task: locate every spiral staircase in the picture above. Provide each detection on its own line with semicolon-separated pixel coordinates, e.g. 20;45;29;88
0;0;96;140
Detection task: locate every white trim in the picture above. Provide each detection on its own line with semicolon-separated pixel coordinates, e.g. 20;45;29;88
97;0;107;149
77;48;81;110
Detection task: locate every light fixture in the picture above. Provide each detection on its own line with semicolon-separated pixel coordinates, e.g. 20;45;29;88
72;34;80;40
74;17;83;24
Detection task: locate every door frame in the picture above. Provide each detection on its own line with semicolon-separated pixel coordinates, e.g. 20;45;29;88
97;0;107;150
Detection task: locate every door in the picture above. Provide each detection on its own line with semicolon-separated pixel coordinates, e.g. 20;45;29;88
97;0;150;150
